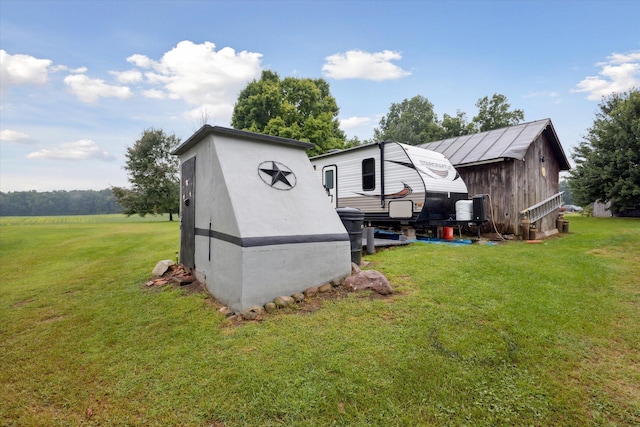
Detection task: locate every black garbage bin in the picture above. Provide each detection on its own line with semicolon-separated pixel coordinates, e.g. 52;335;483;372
336;207;364;265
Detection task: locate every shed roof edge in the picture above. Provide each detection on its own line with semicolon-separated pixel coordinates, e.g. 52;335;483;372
172;125;315;155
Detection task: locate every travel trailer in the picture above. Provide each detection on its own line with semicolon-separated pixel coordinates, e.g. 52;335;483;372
311;141;486;230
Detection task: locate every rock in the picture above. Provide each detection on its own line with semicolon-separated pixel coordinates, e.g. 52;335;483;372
304;287;318;298
152;260;175;277
351;262;362;275
331;278;343;287
241;305;264;320
219;306;234;317
274;295;295;308
264;302;277;313
318;283;332;293
292;292;305;303
171;274;195;286
343;270;394;295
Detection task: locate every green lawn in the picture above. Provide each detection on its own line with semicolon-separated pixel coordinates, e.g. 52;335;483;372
1;214;638;426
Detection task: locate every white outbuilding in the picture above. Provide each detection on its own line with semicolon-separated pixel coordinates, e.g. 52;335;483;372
172;126;352;311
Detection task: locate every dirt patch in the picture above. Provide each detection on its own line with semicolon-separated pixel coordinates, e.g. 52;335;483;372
144;266;217;307
295;286;352;313
144;264;201;292
12;298;35;308
41;315;64;323
221;285;391;327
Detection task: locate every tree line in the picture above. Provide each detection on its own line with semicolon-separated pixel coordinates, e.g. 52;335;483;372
231;71;525;149
0;189;122;216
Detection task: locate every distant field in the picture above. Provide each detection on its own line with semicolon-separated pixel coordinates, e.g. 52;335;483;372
1;214;638;426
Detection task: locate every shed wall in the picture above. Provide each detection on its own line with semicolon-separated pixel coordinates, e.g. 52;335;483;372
521;134;562;233
457;160;516;234
178;130;352;311
457;134;562;235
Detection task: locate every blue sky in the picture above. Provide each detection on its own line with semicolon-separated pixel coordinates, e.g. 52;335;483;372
1;0;639;192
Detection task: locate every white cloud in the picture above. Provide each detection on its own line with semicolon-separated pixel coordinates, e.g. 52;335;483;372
574;50;640;100
0;129;37;144
141;88;167;99
0;50;52;86
598;51;640;65
184;103;233;125
340;116;373;130
322;50;411;81
125;41;262;123
26;139;115;161
63;73;133;103
127;53;153;68
69;66;88;74
51;65;87;74
111;69;143;84
339;115;377;141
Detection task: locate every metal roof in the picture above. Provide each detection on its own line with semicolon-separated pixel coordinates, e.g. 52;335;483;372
419;118;570;170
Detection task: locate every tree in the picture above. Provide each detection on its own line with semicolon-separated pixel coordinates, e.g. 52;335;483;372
344;136;366;149
559;178;573;205
0;189;121;216
568;89;640;214
472;93;524;132
373;95;443;145
373;93;526;145
112;128;181;221
440;110;476;138
231;70;346;156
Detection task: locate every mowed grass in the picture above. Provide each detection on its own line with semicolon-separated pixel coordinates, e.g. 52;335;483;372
0;214;638;426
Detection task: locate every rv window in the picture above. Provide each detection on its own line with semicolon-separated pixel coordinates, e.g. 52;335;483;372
324;169;334;189
362;158;375;191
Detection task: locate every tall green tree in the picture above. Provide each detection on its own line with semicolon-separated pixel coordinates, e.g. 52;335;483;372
373;95;443;145
112;128;180;221
231;70;345;156
344;136;366;149
568;89;640;214
374;93;526;145
472;93;524;131
559;179;573;205
440;110;476;138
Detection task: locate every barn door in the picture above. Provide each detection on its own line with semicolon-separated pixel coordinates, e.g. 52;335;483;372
180;156;196;269
322;165;338;208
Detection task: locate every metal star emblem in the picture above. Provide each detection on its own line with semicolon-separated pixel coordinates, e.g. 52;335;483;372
258;161;297;190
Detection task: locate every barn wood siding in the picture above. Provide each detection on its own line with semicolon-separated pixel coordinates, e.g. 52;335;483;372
457;160;516;234
456;133;562;235
522;134;561;233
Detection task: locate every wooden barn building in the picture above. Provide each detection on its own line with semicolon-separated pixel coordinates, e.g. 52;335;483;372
420;118;571;236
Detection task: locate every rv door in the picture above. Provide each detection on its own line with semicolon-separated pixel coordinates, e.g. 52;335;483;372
322;165;338;208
